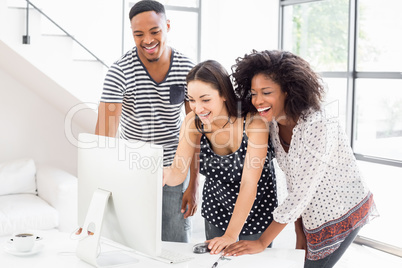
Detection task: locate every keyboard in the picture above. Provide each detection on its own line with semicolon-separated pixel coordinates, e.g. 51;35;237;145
152;249;194;264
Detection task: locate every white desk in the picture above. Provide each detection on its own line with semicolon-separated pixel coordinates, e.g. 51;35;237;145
1;230;305;267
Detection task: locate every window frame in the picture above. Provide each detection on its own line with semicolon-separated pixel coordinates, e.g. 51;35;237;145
279;0;402;256
279;0;402;168
164;3;202;63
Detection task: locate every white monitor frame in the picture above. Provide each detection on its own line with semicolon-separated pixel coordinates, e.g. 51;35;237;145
76;133;163;267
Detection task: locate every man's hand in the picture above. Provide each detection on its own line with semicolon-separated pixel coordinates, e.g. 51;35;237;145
223;239;265;256
181;185;199;219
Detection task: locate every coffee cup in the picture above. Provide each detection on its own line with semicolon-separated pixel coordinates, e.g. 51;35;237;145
10;233;41;252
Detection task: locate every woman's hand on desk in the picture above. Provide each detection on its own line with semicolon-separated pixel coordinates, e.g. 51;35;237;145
223;239;265;256
206;235;237;255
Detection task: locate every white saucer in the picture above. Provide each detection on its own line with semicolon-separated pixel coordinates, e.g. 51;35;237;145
3;241;45;256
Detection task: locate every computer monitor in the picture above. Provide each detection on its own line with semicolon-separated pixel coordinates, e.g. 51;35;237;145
76;133;163;267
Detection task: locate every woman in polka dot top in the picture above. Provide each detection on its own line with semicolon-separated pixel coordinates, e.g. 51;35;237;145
164;60;278;254
225;50;378;268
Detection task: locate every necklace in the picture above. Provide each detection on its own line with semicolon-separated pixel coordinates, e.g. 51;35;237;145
221;115;234;129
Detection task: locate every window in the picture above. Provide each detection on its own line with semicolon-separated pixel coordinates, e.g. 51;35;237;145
356;0;402;72
165;9;199;63
281;0;350;128
354;79;402;162
282;0;349;72
280;0;402;253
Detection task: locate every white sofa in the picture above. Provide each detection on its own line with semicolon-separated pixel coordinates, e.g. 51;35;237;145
0;158;77;236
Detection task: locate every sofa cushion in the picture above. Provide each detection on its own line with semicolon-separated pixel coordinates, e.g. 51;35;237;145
0;158;37;196
0;194;59;236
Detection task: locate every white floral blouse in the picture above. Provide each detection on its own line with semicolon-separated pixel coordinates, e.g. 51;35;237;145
270;109;378;260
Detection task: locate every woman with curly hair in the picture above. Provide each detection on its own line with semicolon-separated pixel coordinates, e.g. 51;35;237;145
224;50;378;268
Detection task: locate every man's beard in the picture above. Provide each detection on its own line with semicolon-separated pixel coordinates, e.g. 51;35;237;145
147;57;160;63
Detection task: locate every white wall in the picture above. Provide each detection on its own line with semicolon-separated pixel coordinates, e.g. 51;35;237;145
0;69;88;175
0;0;280;176
34;0;124;66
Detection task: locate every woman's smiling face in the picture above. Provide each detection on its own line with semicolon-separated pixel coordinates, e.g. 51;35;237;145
250;73;287;123
187;80;227;125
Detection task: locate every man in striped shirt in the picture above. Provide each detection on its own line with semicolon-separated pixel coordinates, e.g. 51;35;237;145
95;0;199;242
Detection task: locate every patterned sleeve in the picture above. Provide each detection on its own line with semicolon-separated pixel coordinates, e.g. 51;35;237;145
273;114;340;224
100;62;126;103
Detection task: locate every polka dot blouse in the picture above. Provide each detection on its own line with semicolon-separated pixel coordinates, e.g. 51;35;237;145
200;118;278;235
271;109;377;230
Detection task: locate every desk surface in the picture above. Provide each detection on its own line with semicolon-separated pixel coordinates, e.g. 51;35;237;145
1;230;305;267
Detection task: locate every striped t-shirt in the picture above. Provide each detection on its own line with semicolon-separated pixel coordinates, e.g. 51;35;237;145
100;47;195;166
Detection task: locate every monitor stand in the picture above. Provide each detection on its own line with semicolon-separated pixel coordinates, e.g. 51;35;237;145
76;189;139;267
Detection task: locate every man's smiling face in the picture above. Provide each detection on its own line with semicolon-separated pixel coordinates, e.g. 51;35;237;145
131;11;170;63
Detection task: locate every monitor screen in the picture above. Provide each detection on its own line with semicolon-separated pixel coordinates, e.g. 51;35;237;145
76;133;163;266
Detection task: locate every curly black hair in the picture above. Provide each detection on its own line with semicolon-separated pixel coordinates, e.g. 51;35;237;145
231;50;324;123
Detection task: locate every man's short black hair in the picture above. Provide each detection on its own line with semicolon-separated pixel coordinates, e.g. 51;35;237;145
129;0;166;20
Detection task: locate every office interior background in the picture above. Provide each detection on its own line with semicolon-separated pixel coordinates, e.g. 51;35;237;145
0;0;401;266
